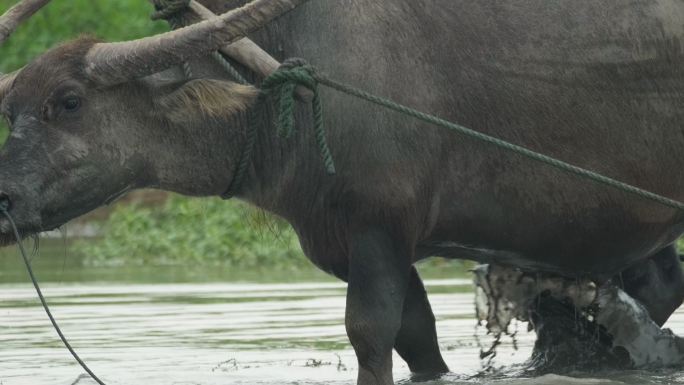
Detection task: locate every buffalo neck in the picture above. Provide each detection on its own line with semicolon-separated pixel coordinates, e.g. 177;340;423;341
235;96;325;220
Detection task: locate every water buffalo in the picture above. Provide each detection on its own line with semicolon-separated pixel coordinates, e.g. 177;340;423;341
0;0;684;384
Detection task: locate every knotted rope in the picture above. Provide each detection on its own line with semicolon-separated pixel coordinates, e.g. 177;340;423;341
260;60;336;175
222;61;336;198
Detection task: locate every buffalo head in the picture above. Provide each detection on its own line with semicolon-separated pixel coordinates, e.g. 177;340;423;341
0;0;306;243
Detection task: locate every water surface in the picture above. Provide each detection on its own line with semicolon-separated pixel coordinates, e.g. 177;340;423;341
0;245;683;384
1;278;683;385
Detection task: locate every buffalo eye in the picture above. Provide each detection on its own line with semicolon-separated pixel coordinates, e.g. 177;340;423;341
63;96;81;112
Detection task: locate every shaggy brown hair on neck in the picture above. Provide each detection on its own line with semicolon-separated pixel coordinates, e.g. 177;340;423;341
157;79;259;124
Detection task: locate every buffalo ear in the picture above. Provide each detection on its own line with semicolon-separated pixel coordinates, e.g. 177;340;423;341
155;79;259;124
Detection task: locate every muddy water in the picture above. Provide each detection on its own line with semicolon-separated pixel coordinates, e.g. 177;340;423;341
0;276;683;385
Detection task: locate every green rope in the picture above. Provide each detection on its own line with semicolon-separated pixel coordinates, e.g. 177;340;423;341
211;51;249;85
221;96;262;199
260;65;336;174
259;63;684;211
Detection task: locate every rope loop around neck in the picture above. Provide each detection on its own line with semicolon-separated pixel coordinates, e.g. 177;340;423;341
260;59;336;175
221;59;337;199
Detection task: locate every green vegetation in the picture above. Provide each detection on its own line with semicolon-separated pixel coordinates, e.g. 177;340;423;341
75;194;469;274
78;195;312;270
72;194;470;276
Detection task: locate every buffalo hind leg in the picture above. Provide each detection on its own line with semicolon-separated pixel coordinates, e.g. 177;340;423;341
346;228;411;385
394;266;449;377
618;244;684;326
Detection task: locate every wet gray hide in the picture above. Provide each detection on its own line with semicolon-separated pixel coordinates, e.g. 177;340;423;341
473;264;684;372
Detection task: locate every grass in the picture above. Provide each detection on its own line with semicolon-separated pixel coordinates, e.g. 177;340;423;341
77;195;313;270
74;193;471;273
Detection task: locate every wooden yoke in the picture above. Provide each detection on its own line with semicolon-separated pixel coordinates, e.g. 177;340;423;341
189;0;281;78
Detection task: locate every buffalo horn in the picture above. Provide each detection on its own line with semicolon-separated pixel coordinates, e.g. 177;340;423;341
0;0;54;100
0;0;52;44
84;0;309;86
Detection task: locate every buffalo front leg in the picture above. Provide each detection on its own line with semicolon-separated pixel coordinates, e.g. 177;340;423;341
394;266;449;376
346;228;411;385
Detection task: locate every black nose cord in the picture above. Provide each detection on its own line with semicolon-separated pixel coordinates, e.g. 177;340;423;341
0;201;107;385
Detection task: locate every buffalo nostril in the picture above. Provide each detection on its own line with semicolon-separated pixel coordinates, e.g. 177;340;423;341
0;191;11;212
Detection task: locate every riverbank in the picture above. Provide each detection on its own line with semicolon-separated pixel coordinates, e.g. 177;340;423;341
0;235;471;284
